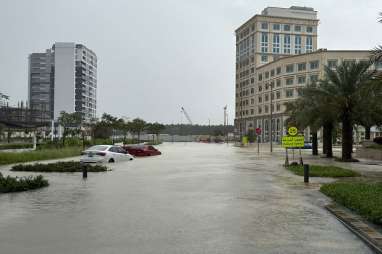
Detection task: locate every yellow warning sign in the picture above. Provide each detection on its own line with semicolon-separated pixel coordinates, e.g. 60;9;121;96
282;136;304;148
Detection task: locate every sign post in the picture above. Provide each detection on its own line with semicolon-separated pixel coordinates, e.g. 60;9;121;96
256;128;261;154
282;126;304;165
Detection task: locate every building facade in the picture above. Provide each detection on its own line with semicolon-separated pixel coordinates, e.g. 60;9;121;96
0;93;10;108
234;6;381;143
252;49;372;142
235;6;319;138
28;42;97;121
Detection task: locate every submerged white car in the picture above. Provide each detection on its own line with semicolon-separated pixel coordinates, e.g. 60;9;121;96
80;145;134;163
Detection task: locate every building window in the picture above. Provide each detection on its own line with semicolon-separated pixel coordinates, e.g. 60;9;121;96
297;62;306;71
306;26;313;33
276;67;281;75
276;79;281;87
251;88;254;94
270;81;275;88
294;25;301;32
270;69;275;77
273;23;280;30
284;34;291;54
276;91;281;99
265;105;269;113
258;106;262;114
276;103;281;111
251;109;254;115
261;22;268;30
261;33;268;53
286;64;294;73
265;71;269;79
251;78;254;84
310;60;319;69
258;96;262;103
286;89;294;97
286;77;294;85
328;59;338;69
258;74;263;81
297;76;306;84
295;35;302;54
297;88;303;96
258;85;262;92
283;24;290;31
273;34;280;53
261;55;268;63
306;36;313;53
344;59;356;65
265;94;269;101
310;75;318;83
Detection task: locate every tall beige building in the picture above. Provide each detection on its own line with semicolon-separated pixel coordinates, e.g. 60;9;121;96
235;6;319;139
234;6;379;143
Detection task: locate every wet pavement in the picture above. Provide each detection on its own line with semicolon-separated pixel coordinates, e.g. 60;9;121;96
0;143;373;253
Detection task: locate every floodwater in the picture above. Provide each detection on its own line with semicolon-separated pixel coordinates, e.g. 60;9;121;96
0;143;373;254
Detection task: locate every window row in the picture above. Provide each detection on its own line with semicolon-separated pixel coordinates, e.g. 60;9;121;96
260;23;314;33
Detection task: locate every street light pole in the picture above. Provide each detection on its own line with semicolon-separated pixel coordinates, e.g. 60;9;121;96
270;83;273;152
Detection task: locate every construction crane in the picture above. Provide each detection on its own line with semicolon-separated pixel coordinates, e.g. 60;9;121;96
181;107;193;125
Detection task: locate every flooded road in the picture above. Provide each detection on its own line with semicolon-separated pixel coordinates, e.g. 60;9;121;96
0;143;372;253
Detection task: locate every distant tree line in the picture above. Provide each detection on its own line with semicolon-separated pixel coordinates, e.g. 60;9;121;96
163;124;234;136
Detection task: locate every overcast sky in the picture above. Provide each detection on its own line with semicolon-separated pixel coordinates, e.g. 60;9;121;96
0;0;381;124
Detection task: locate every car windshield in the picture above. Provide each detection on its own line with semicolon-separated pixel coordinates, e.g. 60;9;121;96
86;145;108;151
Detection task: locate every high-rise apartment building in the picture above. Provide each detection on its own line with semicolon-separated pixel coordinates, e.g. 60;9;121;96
28;42;97;121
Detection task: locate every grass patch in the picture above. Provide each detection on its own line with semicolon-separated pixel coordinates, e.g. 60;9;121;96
286;164;360;177
0;147;82;165
11;161;107;172
366;144;382;150
321;182;382;225
0;172;49;193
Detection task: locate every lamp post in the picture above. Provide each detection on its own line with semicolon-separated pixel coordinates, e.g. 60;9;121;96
270;83;273;152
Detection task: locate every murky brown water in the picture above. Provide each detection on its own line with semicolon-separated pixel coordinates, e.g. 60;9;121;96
0;143;373;253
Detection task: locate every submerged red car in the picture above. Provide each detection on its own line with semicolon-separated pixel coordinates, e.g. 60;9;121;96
123;145;161;157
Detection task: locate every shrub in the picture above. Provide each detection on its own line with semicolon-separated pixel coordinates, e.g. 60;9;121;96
0;172;49;193
11;161;107;172
373;136;382;145
0;143;33;150
321;182;382;225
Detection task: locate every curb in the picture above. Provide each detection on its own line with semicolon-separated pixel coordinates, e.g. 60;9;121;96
326;203;382;254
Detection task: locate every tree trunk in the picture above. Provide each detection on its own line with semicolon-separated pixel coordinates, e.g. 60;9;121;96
312;131;318;155
323;122;333;158
365;125;371;140
342;114;353;161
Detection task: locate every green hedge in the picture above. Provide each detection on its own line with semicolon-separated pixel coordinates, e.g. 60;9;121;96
287;164;360;177
321;182;382;225
0;172;49;193
11;161;107;172
0;147;82;165
0;143;33;150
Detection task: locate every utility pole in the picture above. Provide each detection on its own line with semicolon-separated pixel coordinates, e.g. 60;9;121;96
270;83;273;152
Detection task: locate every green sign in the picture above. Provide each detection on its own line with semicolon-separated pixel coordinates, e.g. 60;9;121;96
282;135;304;148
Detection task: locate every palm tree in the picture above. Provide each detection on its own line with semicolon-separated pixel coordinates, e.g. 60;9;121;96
146;122;165;143
285;83;337;157
316;61;376;161
57;111;82;146
130;118;146;143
